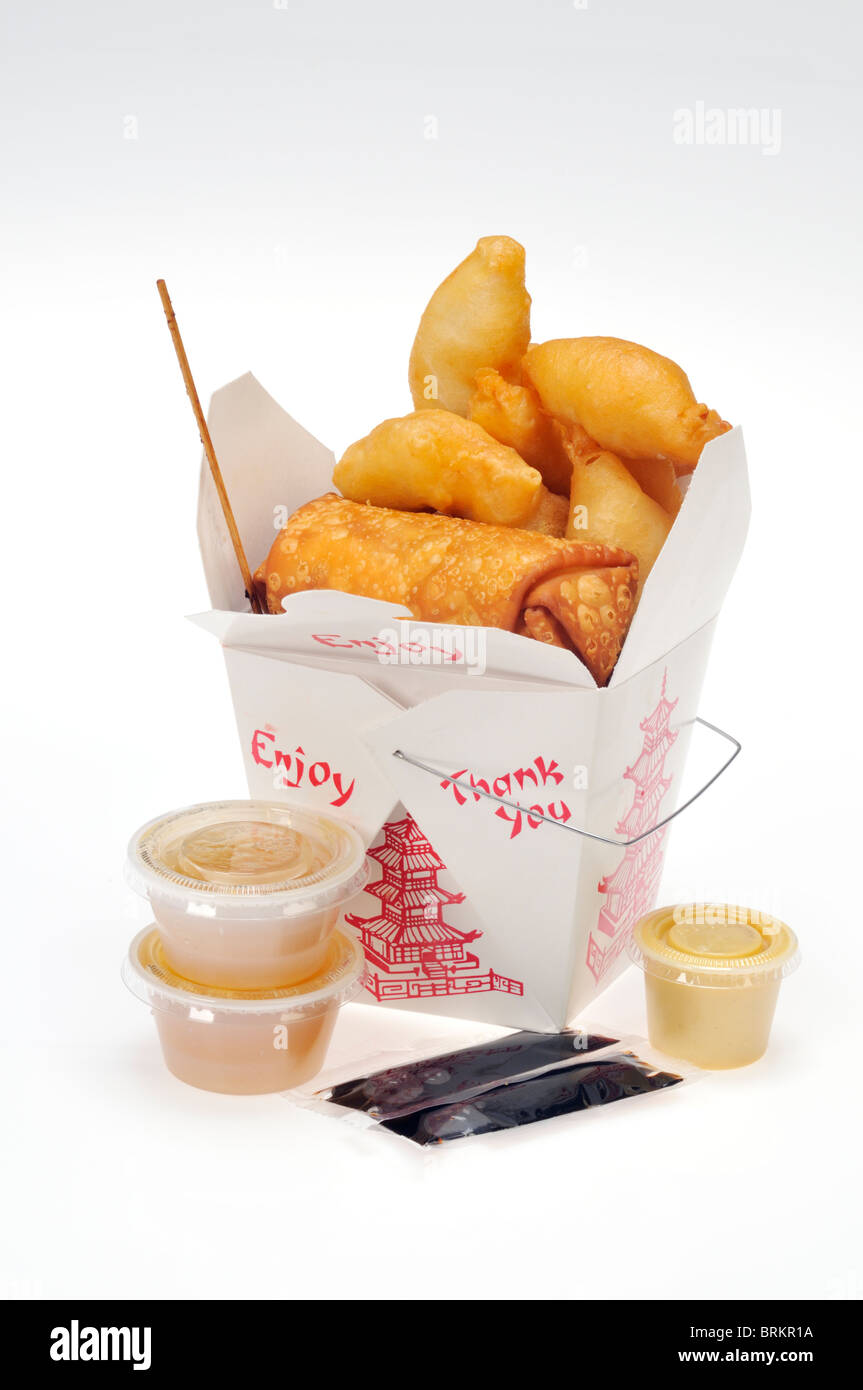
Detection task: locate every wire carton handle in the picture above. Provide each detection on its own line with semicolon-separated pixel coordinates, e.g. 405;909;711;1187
392;716;740;849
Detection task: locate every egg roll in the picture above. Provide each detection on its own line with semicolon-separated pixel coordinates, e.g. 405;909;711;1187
254;494;638;685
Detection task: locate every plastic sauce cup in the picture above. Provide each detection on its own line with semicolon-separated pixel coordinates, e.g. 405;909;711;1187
126;801;368;989
123;925;366;1094
629;903;800;1069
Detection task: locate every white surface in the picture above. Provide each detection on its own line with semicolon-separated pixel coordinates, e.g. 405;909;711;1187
1;0;860;1302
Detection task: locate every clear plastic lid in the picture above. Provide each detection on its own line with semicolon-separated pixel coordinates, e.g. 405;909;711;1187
122;925;366;1018
629;903;800;988
126;800;368;917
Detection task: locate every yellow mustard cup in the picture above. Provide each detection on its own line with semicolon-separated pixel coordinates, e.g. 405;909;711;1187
629;904;800;1069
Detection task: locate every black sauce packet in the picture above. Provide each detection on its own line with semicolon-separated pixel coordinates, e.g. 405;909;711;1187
380;1053;684;1145
321;1029;618;1121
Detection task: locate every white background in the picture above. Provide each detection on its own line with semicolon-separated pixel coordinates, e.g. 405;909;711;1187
2;0;860;1300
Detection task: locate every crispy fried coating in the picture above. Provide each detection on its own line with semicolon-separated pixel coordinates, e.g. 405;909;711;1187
518;487;569;537
620;454;682;518
334;408;563;530
524;336;730;474
563;431;672;599
409;237;531;416
468;368;572;496
254;494;638;685
565;421;682;518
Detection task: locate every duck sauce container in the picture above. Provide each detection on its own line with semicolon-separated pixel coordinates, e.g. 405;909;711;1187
629;903;800;1069
126;800;368;990
123;924;365;1094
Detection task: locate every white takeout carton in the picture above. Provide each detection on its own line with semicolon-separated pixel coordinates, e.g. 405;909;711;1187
191;374;749;1031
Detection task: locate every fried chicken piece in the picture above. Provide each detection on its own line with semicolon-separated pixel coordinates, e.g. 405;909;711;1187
563;430;672;599
518;487;568;537
468;368;572;496
409;237;531;416
524;336;730;474
621;454;682;518
565;422;682;518
334;408;551;528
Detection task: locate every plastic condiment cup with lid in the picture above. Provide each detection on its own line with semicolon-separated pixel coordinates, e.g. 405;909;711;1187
629;903;800;1069
126;800;368;990
123;924;366;1094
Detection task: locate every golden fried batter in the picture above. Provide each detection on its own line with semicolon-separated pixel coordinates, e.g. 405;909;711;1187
468;368;572;496
255;494;638;685
409;237;531;416
524;336;730;474
621;453;682;518
519;486;569;537
563;431;672;599
334;408;565;530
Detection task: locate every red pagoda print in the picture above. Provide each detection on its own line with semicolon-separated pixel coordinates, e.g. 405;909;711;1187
587;670;679;981
348;815;523;1001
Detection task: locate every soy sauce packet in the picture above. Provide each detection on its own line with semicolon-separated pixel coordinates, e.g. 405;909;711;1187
318;1028;619;1121
382;1052;684;1146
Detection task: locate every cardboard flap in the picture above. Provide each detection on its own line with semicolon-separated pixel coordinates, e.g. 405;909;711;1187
610;427;750;685
190;593;411;658
190;595;599;689
198;373;335;612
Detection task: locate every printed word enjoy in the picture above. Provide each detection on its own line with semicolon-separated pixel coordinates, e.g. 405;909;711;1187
251;729;355;806
312;630;473;666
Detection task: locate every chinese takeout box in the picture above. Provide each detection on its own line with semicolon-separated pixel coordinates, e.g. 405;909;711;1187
192;374;749;1032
